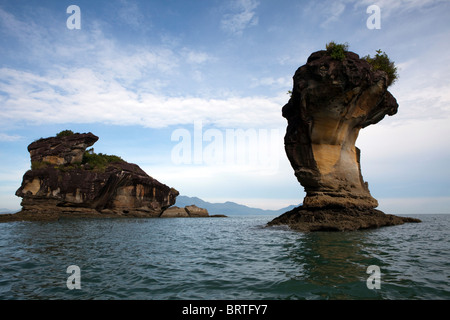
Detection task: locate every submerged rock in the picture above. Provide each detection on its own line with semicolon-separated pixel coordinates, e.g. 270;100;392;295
269;49;420;231
5;132;179;222
160;205;210;218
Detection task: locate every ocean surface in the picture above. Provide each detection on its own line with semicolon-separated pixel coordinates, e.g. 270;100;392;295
0;214;449;300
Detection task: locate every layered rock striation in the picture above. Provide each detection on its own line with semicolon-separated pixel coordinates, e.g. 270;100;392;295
28;132;99;167
3;132;180;222
269;50;420;231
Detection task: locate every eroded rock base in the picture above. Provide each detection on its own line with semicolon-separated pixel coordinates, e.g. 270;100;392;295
0;210;159;223
0;204;217;223
268;206;421;232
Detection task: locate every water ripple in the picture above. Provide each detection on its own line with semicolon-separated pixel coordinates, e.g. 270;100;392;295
0;214;448;299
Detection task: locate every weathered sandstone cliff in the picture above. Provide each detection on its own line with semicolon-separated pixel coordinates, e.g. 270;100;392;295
2;132;180;222
269;49;420;231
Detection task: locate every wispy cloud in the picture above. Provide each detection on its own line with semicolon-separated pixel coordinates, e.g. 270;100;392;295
182;49;215;65
0;5;288;130
250;76;291;90
221;0;259;35
351;0;448;17
0;133;22;142
0;66;285;129
320;1;346;28
116;0;146;29
306;0;448;29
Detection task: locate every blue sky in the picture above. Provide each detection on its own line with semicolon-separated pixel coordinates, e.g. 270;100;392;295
1;0;449;213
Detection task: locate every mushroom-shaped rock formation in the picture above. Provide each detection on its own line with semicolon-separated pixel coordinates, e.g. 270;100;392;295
268;50;420;231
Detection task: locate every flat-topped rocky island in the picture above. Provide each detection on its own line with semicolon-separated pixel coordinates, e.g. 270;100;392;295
0;131;213;222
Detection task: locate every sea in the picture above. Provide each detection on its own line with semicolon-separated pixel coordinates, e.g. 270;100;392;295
0;214;448;301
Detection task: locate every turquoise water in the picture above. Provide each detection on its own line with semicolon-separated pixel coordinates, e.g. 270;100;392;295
0;214;449;300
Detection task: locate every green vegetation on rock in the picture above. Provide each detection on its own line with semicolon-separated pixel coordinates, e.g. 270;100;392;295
325;41;349;61
82;148;124;171
363;49;399;87
325;42;398;87
56;130;75;137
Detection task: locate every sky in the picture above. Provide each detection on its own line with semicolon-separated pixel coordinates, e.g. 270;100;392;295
0;0;449;214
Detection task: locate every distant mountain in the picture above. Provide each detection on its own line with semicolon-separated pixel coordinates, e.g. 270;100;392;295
174;195;299;216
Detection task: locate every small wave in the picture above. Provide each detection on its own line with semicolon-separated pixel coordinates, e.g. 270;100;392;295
0;214;448;299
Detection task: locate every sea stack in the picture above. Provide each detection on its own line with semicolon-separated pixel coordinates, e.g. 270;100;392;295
268;49;420;231
6;131;179;221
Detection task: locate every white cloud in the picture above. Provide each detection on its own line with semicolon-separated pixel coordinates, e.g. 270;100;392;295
320;1;346;27
390;44;450;122
182;49;215;65
358;118;450;163
0;133;22;142
0;7;47;47
251;76;291;89
351;0;448;18
116;0;146;29
0;66;286;129
0;7;278;129
98;46;180;87
357;117;450;208
221;0;259;35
